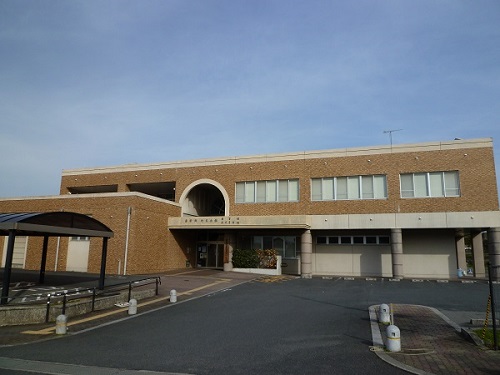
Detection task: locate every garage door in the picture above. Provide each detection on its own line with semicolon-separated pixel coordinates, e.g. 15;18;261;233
66;236;90;272
2;236;28;269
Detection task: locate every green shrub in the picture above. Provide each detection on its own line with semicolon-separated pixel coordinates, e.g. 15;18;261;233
232;249;259;268
232;249;278;269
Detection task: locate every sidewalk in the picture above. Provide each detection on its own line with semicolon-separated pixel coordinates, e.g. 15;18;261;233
370;304;500;375
0;269;258;346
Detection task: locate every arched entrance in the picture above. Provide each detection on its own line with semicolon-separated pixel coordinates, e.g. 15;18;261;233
180;179;229;217
179;180;229;269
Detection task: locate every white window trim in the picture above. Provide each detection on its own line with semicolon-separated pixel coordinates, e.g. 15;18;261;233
311;175;388;201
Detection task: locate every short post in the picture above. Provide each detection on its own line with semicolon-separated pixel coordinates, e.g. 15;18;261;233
56;314;67;335
128;299;137;315
379;304;391;324
170;289;177;303
45;294;52;323
386;325;401;352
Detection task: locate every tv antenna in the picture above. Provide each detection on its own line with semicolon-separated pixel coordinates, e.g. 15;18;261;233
383;129;403;147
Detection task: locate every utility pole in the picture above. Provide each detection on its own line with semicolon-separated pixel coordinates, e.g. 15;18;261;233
383;129;403;148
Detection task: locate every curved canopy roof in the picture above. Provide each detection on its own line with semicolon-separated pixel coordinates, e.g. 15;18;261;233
0;212;113;238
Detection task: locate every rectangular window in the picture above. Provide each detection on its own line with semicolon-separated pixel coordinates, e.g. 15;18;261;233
328;236;339;244
429;172;444;197
444;171;460;196
400;171;460;198
373;175;387;199
316;235;390;246
311;175;387;201
288;180;299;201
278;181;288;202
317;236;327;244
336;177;348;200
251;236;298;258
236;182;245;203
235;179;299;203
266;180;277;202
245;181;255;202
285;236;296;258
400;174;414;198
361;176;374;199
340;236;352;244
348;177;360;199
414;173;428;197
311;179;322;201
323;178;335;200
256;181;266;202
353;236;364;244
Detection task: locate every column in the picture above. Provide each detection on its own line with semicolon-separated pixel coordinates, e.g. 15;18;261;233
455;229;467;272
488;228;500;281
301;230;312;279
471;230;486;278
223;232;236;272
391;228;403;279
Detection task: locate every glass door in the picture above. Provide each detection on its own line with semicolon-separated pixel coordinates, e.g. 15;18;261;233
197;242;224;268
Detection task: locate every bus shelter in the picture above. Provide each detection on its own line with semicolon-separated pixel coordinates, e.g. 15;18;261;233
0;212;113;305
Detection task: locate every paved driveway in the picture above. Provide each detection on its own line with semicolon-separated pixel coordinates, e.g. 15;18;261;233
0;276;491;374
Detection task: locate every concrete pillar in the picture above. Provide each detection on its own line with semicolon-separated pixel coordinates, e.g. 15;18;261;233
391;229;403;279
471;230;486;278
488;228;500;281
301;230;312;279
455;230;467;272
223;232;236;272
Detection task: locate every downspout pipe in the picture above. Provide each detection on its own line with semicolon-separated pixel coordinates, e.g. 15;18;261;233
123;207;132;275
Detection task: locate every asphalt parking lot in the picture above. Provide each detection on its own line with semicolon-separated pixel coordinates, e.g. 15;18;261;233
0;271;499;374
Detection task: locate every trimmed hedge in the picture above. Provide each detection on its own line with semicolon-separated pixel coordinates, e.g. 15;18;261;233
232;249;260;268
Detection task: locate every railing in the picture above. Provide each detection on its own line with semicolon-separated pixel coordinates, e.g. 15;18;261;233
2;276;161;323
489;265;499;350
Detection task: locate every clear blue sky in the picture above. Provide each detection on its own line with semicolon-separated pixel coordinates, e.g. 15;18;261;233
1;0;499;198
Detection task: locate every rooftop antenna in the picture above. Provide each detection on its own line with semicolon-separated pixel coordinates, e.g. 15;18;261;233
383;129;403;148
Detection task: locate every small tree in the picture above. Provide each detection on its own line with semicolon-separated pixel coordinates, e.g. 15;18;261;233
256;249;278;269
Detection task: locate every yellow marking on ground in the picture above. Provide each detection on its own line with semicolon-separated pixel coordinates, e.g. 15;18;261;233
179;279;228;295
22;279;229;336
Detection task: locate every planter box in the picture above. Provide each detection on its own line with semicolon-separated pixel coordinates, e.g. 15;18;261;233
232;256;282;276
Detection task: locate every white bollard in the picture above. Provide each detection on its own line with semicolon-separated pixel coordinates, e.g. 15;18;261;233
379;303;391;324
386;325;401;352
55;314;67;335
170;289;177;303
128;299;137;315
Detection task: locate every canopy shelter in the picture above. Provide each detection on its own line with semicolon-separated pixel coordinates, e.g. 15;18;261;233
0;212;113;305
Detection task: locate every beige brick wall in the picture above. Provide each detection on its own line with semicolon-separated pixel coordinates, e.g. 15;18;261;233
1;141;498;276
0;195;185;275
60;146;499;215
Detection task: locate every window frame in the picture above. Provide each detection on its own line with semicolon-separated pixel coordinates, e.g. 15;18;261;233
236;179;300;203
399;171;460;198
311;175;388;201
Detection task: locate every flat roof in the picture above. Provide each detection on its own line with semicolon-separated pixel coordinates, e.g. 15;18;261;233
62;137;493;176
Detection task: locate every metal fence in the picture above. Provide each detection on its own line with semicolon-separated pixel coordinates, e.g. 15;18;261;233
487;265;499;350
4;276;161;323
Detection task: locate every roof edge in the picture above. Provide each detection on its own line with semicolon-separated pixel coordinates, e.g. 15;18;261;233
62;138;493;176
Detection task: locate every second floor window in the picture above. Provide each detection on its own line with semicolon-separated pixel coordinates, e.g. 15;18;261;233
400;171;460;198
236;179;299;203
311;175;387;201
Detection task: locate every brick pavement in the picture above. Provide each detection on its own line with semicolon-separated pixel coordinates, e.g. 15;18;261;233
373;304;500;375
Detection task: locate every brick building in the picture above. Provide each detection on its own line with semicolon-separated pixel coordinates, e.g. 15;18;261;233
1;138;500;279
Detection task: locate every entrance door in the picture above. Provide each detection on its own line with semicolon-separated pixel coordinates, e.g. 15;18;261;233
197;242;224;268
